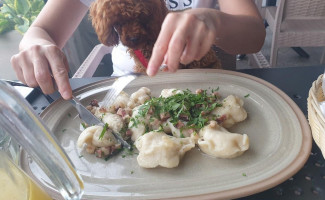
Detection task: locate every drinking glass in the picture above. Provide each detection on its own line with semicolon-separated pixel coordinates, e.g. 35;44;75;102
0;80;84;200
0;130;52;200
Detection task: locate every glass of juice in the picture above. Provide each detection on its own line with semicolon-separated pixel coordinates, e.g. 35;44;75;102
0;80;84;200
0;130;52;200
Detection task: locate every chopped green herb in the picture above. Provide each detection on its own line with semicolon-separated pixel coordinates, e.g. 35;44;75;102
99;123;109;140
62;129;67;133
68;113;72;117
81;123;87;129
130;89;222;131
122;155;126;158
79;155;84;158
100;113;106;120
244;94;250;98
130;171;134;174
242;173;247;177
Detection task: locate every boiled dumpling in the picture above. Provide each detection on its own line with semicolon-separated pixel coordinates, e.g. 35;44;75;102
198;121;249;158
77;125;117;154
135;131;195;168
127;87;151;109
160;88;184;98
106;91;130;113
211;95;247;128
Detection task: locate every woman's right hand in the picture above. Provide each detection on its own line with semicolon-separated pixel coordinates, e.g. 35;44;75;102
10;44;72;100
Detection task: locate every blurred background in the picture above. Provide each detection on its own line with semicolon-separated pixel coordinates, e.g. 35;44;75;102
0;0;324;81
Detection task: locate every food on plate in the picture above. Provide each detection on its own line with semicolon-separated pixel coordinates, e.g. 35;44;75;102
135;131;195;168
77;87;250;168
198;121;249;158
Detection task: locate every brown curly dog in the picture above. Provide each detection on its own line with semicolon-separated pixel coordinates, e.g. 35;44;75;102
90;0;221;73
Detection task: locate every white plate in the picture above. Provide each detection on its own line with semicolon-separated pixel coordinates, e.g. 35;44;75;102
22;69;312;200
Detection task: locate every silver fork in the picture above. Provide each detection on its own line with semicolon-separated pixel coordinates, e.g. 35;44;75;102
101;64;167;108
101;73;140;108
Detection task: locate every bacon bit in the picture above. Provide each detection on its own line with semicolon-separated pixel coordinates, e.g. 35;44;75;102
125;129;133;137
95;149;103;158
216;114;227;124
90;99;99;107
213;92;221;99
151;118;161;128
148;107;153;115
117;108;127;117
187;128;195;134
176;121;185;129
160;112;171;121
179;114;189;121
201;111;208;116
99;107;107;113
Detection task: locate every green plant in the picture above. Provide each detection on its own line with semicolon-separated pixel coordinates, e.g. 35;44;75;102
0;0;45;34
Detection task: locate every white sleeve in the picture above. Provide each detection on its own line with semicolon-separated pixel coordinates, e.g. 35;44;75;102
80;0;94;7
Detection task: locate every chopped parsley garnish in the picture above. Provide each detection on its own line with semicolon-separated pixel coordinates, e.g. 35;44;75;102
242;173;247;177
130;89;222;131
244;94;250;98
81;122;87;129
99;123;109;139
62;129;67;133
68;113;72;117
79;155;84;158
130;170;134;174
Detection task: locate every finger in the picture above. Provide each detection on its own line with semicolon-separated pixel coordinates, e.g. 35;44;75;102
10;55;25;83
19;54;38;88
33;55;55;94
45;46;72;100
166;29;187;72
147;14;176;76
195;31;216;60
180;21;207;64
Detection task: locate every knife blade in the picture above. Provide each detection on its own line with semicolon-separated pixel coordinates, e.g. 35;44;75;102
69;96;132;150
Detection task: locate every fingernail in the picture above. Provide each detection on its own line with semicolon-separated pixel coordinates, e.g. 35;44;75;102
62;91;72;100
147;68;154;77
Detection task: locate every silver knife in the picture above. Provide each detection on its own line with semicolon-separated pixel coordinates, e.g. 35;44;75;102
69;96;132;150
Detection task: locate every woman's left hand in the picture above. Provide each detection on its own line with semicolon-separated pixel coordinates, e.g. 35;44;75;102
147;8;219;76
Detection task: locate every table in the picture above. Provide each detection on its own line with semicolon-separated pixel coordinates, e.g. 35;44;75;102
27;65;325;200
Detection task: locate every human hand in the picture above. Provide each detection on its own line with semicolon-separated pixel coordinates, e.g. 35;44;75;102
147;8;219;76
11;44;72;100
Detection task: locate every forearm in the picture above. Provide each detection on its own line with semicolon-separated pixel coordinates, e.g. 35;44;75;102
215;11;266;55
19;0;89;51
19;27;57;51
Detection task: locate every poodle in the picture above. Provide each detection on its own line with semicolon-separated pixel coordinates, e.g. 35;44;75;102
90;0;221;73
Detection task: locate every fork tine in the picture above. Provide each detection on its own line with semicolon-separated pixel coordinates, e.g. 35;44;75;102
101;74;138;108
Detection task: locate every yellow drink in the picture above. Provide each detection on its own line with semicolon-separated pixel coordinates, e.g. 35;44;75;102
0;153;52;200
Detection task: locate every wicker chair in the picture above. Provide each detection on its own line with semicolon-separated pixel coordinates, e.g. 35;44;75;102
250;0;325;68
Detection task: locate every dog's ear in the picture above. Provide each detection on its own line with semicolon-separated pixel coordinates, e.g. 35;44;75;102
89;0;119;46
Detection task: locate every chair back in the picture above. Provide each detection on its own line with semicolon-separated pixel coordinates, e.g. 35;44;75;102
281;0;325;20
